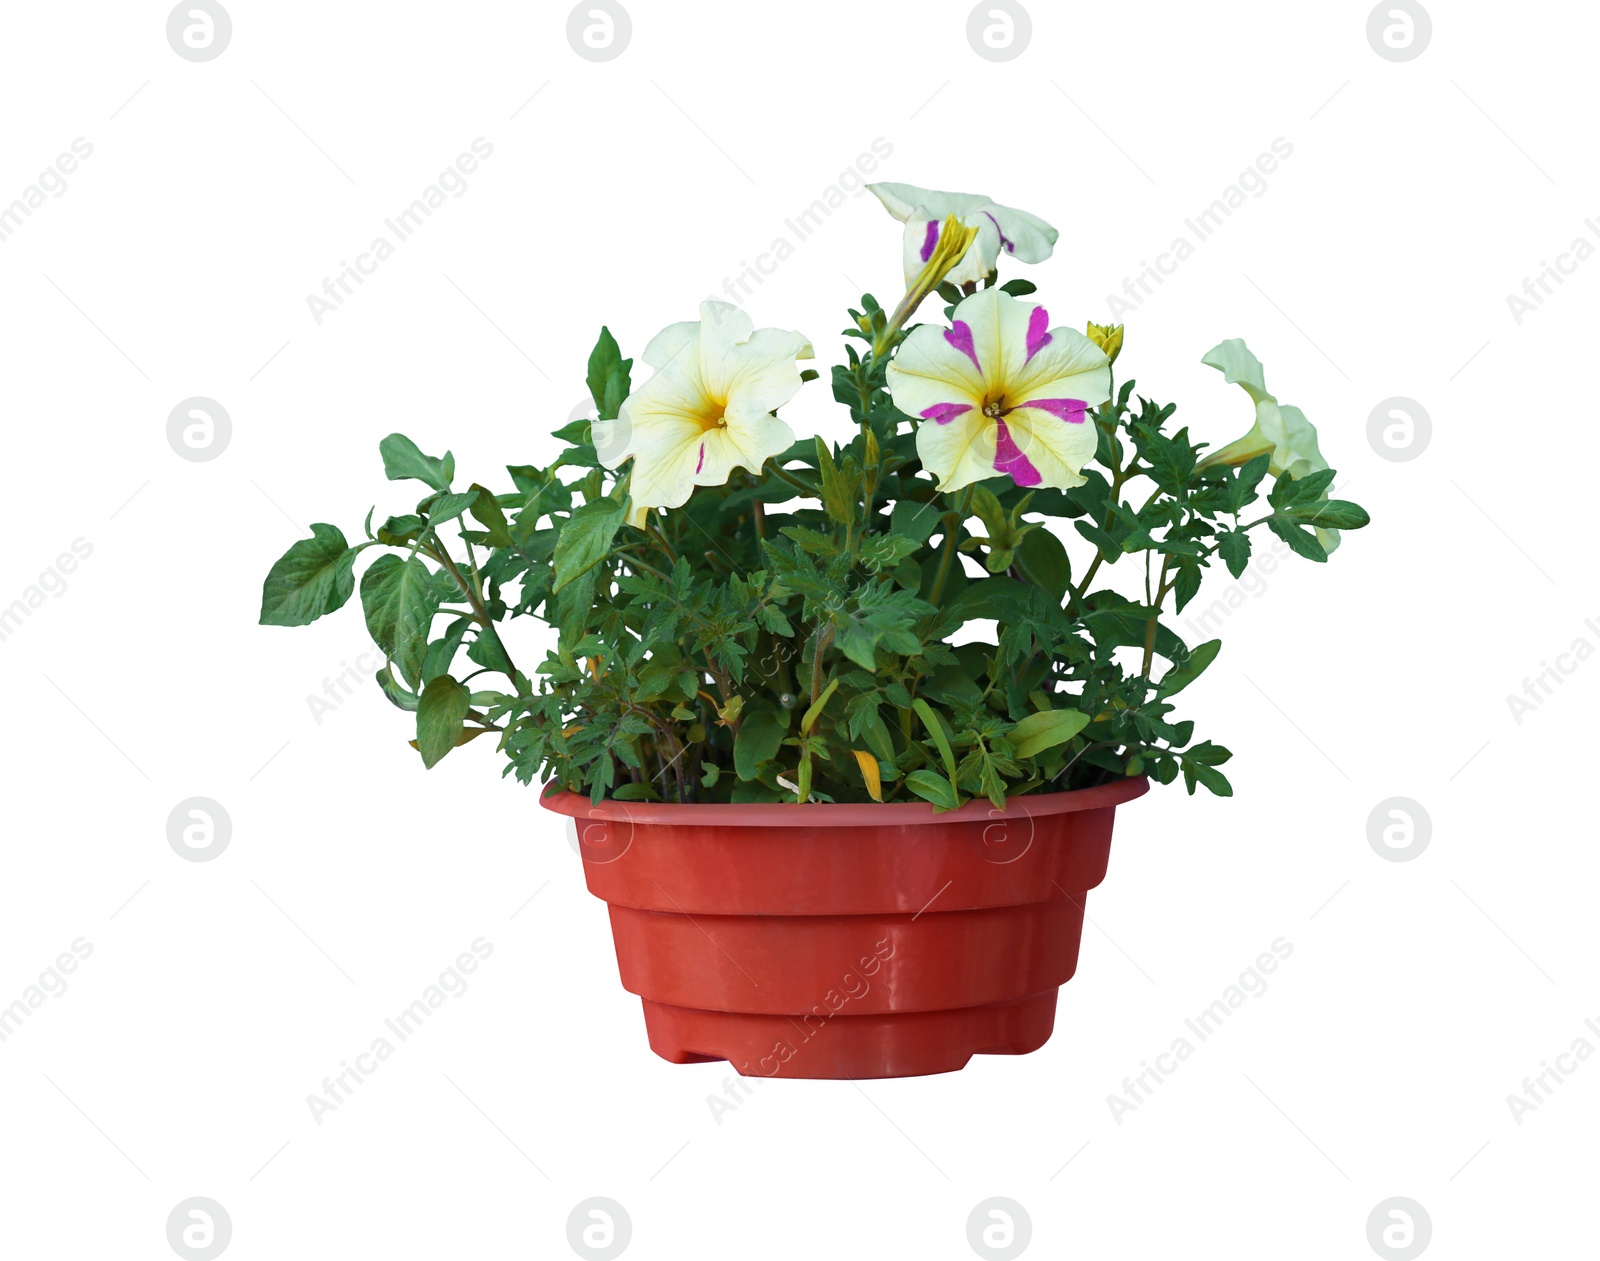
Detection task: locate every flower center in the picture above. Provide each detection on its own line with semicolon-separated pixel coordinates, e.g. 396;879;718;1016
700;398;729;430
981;394;1010;420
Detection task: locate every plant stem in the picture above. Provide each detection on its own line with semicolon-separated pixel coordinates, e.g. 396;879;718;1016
765;461;818;496
425;536;522;691
809;623;835;706
927;486;975;608
1140;558;1173;677
646;516;678;564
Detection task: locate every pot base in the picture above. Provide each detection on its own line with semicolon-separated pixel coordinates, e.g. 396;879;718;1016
641;991;1058;1080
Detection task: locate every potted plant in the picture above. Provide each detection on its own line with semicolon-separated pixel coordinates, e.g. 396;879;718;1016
260;182;1369;1078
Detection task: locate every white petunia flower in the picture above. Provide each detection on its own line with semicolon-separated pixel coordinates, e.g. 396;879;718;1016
868;182;1058;287
593;302;811;528
1200;338;1341;554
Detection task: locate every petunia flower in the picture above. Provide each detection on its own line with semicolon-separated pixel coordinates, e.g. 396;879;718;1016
868;182;1058;288
885;288;1111;494
1198;338;1341;554
593;301;811;528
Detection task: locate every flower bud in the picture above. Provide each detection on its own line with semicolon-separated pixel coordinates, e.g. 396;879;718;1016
1086;322;1124;364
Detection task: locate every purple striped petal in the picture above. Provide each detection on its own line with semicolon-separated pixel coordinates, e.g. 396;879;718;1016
1020;397;1089;424
696;442;705;473
919;219;940;262
1025;306;1052;362
993;421;1041;486
920;402;972;425
944;320;982;372
983;210;1015;253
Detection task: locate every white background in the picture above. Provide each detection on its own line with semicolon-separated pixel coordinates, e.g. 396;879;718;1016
1;1;1595;1258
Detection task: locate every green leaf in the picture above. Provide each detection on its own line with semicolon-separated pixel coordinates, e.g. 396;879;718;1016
1013;526;1071;599
360;553;444;689
912;698;959;783
734;709;786;781
466;628;514;676
1217;530;1252;579
553;499;624;594
1267;516;1328;563
846;694;896;763
468;484;514;546
801;678;839;735
421;616;472;685
837;583;934;671
998;279;1037;297
814;438;855;526
416;675;471;769
375;665;419;712
890;499;942;546
259;524;359;627
859;533;920;574
380;433;454;491
1181;745;1234;796
1226;455;1271;513
421;490;479;525
1293;499;1370;530
905;768;960;811
1171;558;1203;613
1009;708;1091;759
376;514;424;546
586;327;633;421
1159;639;1221;697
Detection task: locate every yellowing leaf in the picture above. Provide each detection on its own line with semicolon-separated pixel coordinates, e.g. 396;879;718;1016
851;749;883;801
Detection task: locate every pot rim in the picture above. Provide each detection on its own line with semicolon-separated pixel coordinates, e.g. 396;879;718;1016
539;776;1148;828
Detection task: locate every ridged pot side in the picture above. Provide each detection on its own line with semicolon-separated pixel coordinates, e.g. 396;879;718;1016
541;779;1148;1079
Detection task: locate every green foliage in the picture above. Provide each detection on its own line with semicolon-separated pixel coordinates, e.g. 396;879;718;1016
261;305;1369;805
259;524;362;626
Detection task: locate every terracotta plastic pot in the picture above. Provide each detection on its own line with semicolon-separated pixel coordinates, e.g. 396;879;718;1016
541;777;1148;1079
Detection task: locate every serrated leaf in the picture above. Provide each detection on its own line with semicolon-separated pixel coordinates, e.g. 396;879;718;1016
1217;530;1252;578
814;437;854;525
